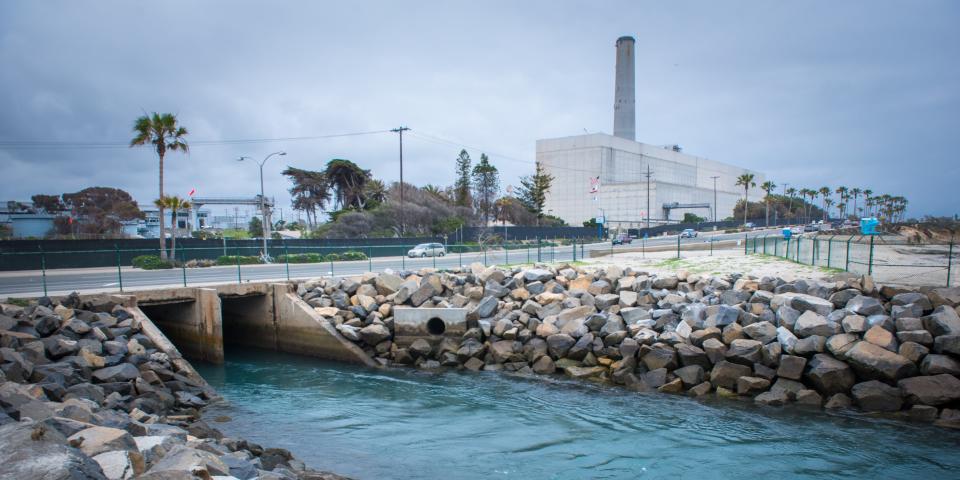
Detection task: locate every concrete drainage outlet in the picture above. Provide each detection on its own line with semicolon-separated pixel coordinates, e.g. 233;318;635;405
427;317;446;336
393;307;467;347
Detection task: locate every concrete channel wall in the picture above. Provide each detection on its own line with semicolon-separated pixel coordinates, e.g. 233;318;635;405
123;282;375;367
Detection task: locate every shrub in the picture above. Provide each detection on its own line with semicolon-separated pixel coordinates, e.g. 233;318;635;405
276;253;325;264
340;251;368;261
216;255;262;266
132;255;174;270
323;253;341;262
185;259;216;268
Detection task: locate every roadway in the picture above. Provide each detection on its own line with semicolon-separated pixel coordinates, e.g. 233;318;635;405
0;228;786;297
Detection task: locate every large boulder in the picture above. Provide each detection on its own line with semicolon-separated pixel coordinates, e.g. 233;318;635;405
144;444;230;477
923;306;960;337
91;364;140;383
67;426;137;457
359;324;391;345
851;380;903;412
846;295;885;316
725;339;763;366
0;421;107;480
709;361;753;390
845;341;918;382
794;311;838;338
743;321;777;344
804;353;855;395
897;374;960;406
546;334;576;358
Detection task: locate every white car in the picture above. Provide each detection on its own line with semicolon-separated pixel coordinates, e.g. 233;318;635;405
407;243;446;258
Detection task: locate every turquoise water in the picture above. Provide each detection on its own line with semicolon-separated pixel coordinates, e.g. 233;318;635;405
197;349;960;479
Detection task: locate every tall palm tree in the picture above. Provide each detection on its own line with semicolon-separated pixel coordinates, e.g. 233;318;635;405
818;186;831;221
835;186;848;218
363;179;387;206
760;181;777;226
785;187;797;218
850;187;862;218
131;113;189;259
803;189;817;224
735;173;756;226
824;198;835;219
862;189;874;217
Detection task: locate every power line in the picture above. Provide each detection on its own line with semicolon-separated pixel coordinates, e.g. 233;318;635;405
0;129;392;150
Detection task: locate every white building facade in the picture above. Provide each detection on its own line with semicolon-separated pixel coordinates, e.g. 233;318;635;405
538;133;764;228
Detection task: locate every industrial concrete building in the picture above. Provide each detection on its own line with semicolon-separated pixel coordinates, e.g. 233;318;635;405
539;36;763;229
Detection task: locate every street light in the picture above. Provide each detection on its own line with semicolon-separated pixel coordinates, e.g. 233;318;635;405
238;151;286;261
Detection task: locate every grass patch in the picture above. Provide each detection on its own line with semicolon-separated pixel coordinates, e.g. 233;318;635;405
3;297;31;307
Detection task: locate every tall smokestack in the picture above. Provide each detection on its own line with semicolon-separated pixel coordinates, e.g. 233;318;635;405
613;36;636;141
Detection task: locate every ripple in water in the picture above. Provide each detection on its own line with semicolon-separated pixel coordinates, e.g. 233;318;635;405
196;349;960;480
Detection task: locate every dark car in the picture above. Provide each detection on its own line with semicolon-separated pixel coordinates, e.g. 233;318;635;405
612;235;632;245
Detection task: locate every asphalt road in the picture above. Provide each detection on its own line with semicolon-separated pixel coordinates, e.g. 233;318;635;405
0;229;785;297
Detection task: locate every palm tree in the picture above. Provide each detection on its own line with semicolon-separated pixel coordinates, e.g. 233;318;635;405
760;181;777;226
735;173;756;226
818;186;831;221
863;189;873;217
835;186;848;218
155;196;191;261
850;187;862;218
131;113;189;259
824;198;835;219
785;187;797;218
802;188;817;224
363;179;387;206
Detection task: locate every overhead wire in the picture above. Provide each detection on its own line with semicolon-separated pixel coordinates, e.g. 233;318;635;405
0;129;393;150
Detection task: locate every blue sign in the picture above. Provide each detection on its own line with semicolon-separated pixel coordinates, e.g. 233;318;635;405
782;228;792;239
860;217;879;235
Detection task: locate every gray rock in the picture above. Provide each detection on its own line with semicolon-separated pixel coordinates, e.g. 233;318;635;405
923;306;960;336
642;344;678;371
776;354;807;380
898;374;960;406
472;296;498;319
933;335;960;356
846;295;885;316
804;353;855;395
897;330;933;346
743;321;777;344
546;334;576;358
674;365;705;387
793;335;826;356
794;311;838;338
145;444;230;477
0;421;107;480
709;361;752;389
359;324;391;345
754;389;789;406
725;339;763;366
841;314;867;334
845;341;918;382
851;380;903;412
91;363;139;383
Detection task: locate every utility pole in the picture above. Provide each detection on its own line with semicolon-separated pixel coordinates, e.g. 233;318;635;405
711;175;720;222
391;126;410;236
644;165;653;229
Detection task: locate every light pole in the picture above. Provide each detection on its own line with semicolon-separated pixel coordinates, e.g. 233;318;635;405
239;151;286;261
710;175;719;222
391;126;410;236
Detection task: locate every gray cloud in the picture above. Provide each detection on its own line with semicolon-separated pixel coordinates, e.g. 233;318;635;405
1;0;957;218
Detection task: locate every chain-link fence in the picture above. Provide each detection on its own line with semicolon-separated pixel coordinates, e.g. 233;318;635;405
0;239;591;297
746;233;956;287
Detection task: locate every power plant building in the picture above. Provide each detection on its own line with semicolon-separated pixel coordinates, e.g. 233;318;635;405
539;36;764;228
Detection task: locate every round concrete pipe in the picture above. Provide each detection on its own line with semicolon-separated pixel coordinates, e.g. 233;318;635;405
427;317;446;336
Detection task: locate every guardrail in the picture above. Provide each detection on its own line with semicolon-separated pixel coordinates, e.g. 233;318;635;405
745;233;956;287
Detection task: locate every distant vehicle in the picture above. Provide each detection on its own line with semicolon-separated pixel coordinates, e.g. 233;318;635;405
680;228;698;238
803;223;820;233
407;243;446;258
744;222;755;228
612;234;632;245
790;226;804;235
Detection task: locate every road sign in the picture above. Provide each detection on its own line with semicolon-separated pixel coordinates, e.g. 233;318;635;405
596;216;605;224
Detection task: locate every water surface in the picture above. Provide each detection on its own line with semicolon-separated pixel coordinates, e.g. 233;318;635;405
196;348;960;479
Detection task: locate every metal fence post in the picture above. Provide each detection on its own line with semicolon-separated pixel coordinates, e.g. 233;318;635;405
458;245;463;268
329;248;335;277
284;243;290;281
40;247;48;296
744;234;749;255
180;247;187;287
484;244;488;266
797;235;801;261
368;246;373;272
710;238;714;256
774;236;779;257
505;242;509;266
234;245;242;284
948;241;954;287
845;237;852;272
827;236;834;269
868;235;875;276
537;237;542;263
402;244;406;270
114;244;124;292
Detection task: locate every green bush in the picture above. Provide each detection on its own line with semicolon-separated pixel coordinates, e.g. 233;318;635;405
216;255;262;266
132;255;174;270
323;253;341;262
276;253;325;264
340;251;367;261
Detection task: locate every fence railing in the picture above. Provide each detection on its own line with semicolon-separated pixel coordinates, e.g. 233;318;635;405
0;239;594;296
745;233;956;287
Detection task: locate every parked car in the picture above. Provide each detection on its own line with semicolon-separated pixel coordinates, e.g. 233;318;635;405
612;235;632;245
803;223;820;233
407;243;446;257
680;228;698;238
744;222;755;228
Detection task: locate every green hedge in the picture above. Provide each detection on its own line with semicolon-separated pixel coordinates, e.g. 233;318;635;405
275;251;368;263
216;255;262;266
132;255;174;270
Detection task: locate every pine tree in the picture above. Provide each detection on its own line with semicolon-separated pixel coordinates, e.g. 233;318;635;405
454;149;472;209
471;154;500;225
517;161;555;225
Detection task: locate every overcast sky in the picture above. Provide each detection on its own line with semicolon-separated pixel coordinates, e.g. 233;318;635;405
1;1;958;219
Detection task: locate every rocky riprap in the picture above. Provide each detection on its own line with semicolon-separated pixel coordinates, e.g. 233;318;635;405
0;293;349;480
300;263;960;427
